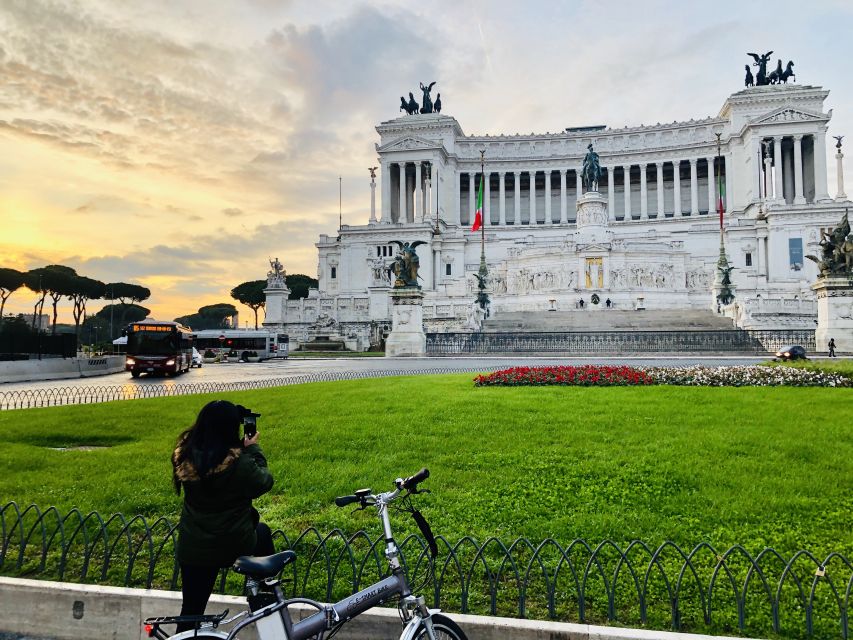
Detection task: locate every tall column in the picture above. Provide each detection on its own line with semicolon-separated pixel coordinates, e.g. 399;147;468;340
468;173;476;226
673;160;682;216
544;170;552;225
484;171;491;226
656;162;664;217
498;172;506;225
724;154;732;214
514;172;521;224
369;171;377;223
559;169;568;224
380;161;391;223
707;156;716;214
529;170;537;225
623;165;632;220
607;167;616;221
575;169;582;221
399;162;407;223
639;163;648;219
414;161;423;221
690;158;699;216
793;134;805;204
814;130;830;201
752;137;761;202
455;170;462;224
773;136;784;202
837;141;848;201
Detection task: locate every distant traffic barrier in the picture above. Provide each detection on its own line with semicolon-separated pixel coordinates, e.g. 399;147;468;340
1;503;849;639
0;367;502;410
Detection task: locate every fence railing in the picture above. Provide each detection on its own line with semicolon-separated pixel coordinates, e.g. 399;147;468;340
0;368;504;410
1;503;849;639
426;330;817;355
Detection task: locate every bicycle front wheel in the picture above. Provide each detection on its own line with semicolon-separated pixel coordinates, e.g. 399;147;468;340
413;613;468;640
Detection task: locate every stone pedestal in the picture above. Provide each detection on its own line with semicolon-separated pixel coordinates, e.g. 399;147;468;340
262;274;290;328
385;288;426;357
575;191;608;245
812;276;853;352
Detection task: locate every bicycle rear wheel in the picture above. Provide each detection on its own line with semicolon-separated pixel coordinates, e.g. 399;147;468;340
413;613;468;640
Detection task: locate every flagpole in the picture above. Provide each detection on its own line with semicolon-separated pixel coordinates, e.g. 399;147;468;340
479;150;486;274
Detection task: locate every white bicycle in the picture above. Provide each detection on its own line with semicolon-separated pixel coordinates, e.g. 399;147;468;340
144;468;467;640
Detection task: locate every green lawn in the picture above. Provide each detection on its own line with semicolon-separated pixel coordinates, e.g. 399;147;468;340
1;373;851;556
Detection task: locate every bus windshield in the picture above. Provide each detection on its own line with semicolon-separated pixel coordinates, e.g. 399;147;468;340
127;331;177;356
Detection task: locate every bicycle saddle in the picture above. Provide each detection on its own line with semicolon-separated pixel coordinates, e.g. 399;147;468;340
233;550;296;578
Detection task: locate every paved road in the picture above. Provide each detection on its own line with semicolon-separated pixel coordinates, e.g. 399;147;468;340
0;355;766;396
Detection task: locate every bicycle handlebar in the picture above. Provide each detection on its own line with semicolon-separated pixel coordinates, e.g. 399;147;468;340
334;494;361;507
334;469;430;508
401;467;429;490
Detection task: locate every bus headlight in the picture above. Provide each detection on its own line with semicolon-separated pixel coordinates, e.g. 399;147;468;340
166;359;175;366
126;358;135;366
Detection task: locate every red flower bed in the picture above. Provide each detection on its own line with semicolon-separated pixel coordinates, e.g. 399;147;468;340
474;365;654;387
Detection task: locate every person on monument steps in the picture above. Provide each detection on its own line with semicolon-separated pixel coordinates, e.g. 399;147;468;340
171;400;275;632
828;338;836;358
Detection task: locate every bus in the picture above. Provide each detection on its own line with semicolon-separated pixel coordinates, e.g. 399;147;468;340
193;330;289;361
125;320;194;378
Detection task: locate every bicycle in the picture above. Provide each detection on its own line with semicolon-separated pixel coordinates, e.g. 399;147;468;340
144;468;468;640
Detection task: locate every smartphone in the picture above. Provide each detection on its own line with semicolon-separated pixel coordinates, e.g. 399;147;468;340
243;414;259;439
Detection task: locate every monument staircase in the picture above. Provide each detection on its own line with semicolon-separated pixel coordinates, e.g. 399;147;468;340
425;308;816;355
482;309;735;332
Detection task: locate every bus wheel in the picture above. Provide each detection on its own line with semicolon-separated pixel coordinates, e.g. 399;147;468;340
130;371;140;378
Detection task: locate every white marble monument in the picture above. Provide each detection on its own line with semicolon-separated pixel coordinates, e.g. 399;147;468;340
269;73;851;348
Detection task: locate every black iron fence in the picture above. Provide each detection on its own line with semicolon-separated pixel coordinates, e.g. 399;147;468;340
0;503;849;639
426;330;817;355
0;368;505;410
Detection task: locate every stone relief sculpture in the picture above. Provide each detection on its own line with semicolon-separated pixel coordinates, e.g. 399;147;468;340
369;258;391;286
686;269;712;290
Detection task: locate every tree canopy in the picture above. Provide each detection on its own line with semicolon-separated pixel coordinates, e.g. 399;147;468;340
0;267;25;324
96;303;150;337
231;280;266;329
286;274;318;300
174;303;238;330
104;282;151;305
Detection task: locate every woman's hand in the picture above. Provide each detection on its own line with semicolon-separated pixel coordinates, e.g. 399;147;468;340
243;431;260;447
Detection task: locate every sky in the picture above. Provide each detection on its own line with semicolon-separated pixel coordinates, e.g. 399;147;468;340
2;0;852;324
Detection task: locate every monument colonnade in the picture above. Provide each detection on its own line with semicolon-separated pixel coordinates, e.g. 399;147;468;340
379;132;821;226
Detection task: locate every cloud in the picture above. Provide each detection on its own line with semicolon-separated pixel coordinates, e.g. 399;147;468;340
222;207;244;217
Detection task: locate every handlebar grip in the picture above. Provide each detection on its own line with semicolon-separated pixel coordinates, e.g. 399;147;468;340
403;468;430;490
334;495;360;507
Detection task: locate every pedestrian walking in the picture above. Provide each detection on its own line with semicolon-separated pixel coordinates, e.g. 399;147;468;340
828;338;836;357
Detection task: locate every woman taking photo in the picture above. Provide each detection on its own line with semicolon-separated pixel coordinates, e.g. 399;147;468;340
171;400;275;631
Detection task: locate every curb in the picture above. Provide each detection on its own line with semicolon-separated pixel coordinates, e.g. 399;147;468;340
0;577;760;640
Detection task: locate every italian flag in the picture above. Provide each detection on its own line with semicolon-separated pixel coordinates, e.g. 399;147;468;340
471;175;484;232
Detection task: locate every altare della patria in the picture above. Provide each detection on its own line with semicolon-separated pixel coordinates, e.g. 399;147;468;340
261;52;853;355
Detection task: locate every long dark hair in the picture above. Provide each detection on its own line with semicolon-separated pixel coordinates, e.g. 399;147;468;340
173;400;242;494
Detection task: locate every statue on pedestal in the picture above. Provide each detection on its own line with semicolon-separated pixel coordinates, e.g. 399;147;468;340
807;212;852;277
419;81;436;114
267;257;286;288
389;240;427;288
581;143;602;192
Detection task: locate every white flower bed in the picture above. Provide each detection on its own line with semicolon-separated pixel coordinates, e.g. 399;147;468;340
643;365;851;388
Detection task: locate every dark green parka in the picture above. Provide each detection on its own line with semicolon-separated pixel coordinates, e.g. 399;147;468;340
173;442;274;567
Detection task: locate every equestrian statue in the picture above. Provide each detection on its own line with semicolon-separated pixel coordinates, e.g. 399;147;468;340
581;143;602;192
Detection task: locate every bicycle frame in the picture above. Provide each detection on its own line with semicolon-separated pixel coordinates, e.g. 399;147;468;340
166;482;441;640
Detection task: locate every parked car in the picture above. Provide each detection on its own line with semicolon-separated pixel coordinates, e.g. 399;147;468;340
775;345;807;361
191;347;203;368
